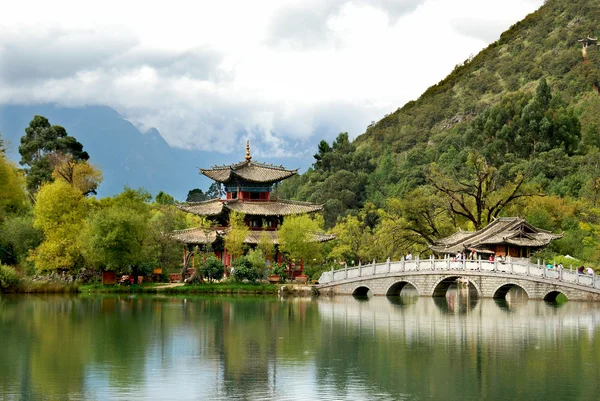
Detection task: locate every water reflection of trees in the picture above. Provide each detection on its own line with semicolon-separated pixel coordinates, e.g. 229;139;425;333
2;295;600;400
0;295;323;400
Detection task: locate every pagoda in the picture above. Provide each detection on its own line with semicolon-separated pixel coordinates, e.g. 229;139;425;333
173;141;333;268
429;217;563;259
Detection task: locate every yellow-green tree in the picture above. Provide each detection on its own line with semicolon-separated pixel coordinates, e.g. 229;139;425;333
257;230;275;261
51;154;103;196
30;180;88;272
329;215;373;264
0;153;28;222
225;211;249;258
81;188;155;276
278;214;324;263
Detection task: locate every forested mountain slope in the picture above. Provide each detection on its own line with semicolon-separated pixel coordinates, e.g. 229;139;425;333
281;0;600;265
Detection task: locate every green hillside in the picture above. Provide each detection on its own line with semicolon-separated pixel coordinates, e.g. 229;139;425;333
281;0;600;265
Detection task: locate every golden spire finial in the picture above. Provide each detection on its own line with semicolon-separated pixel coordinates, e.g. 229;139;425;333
245;140;252;161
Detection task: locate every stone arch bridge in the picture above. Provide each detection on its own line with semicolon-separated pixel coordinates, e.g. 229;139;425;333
316;258;600;301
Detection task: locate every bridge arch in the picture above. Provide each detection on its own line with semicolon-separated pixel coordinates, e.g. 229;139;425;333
431;276;482;297
352;286;372;297
492;283;530;299
544;290;568;302
385;280;421;296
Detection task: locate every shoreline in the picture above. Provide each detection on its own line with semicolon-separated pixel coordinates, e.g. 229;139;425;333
1;281;316;296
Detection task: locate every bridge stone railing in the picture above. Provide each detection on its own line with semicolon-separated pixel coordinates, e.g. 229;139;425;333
318;257;600;290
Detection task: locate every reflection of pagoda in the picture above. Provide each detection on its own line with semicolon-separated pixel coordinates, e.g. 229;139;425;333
173;141;333;267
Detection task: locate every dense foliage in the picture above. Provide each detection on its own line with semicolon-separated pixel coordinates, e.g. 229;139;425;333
279;0;600;267
19;115;91;194
231;256;260;283
199;256;225;282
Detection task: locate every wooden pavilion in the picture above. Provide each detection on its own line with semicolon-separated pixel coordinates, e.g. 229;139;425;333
429;217;563;259
173;141;334;270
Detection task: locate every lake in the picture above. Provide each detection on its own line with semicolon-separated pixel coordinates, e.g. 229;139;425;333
1;289;599;400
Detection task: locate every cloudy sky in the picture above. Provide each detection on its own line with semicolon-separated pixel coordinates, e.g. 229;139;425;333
0;0;544;157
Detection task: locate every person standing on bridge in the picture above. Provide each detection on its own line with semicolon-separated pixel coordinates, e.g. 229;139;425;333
406;251;413;261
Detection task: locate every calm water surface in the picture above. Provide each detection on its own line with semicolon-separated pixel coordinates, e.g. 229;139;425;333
1;289;600;401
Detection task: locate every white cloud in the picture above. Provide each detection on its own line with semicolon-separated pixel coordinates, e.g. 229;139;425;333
0;0;544;155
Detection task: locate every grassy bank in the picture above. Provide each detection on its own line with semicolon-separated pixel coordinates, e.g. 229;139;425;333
80;283;281;295
15;280;79;294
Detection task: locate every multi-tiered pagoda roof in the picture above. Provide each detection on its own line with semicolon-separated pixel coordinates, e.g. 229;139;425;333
174;141;331;249
177;198;323;218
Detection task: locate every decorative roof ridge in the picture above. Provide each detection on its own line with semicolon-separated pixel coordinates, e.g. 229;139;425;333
222;198;323;207
172;226;218;234
465;217;522;245
179;198;223;206
203;160;297;172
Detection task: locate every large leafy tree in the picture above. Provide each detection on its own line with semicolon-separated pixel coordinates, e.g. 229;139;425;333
51;154;102;196
19;115;89;193
82;188;155;277
0;153;28;222
224;211;249;258
278;214;324;263
329;215;373;264
0;215;42;267
427;152;540;230
30;180;88;272
186;188;208;202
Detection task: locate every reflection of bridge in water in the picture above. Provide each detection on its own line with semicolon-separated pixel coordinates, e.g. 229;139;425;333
317;258;600;301
317;295;600;344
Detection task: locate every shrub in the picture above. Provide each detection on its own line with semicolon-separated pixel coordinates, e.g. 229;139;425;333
246;249;267;279
271;262;288;282
303;263;330;281
231;256;260;283
0;263;20;292
200;256;225;282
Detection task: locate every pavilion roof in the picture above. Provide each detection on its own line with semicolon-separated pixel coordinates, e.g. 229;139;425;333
429;217;563;254
200;160;297;184
177;199;224;216
178;199;323;217
172;226;335;245
171;227;222;245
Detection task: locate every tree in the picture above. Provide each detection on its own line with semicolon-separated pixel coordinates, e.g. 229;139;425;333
257;231;275;261
246;249;267;279
186;188;208;202
427;152;540;230
30;180;88;272
231;256;260;283
0;153;28;222
51;154;102;196
278;215;324;263
148;206;187;270
82;188;154;277
19;115;89;193
313;139;332;170
224;211;249;259
329;215;372;264
155;191;175;205
0;215;43;268
199;256;225;282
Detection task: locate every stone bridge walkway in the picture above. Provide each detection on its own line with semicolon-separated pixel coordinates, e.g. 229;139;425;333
317;258;600;301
